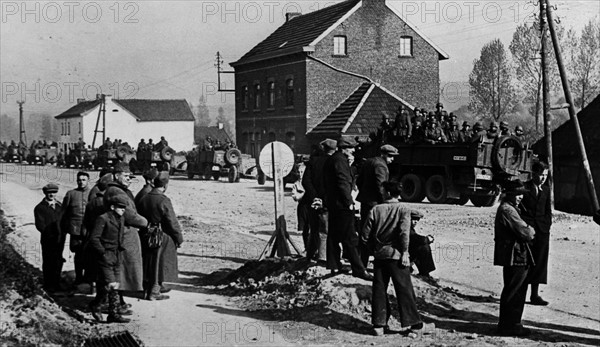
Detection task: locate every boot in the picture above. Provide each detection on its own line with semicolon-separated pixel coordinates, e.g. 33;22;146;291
87;302;103;322
106;290;130;323
145;284;169;301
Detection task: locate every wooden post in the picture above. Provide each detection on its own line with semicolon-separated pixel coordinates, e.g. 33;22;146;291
540;0;554;209
545;0;600;212
17;101;25;145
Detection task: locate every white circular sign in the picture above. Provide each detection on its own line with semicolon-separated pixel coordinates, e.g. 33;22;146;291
259;141;295;179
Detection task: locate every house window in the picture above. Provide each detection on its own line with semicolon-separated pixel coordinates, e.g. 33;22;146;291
285;78;294;107
268;81;275;108
254;83;261;109
67;122;71;135
241;85;249;110
78;122;81;134
400;36;413;57
333;36;347;56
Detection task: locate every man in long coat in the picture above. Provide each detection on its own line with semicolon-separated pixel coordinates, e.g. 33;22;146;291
61;171;91;285
104;163;148;298
134;168;158;208
494;180;536;336
324;137;372;280
34;183;65;293
137;172;184;300
302;139;336;262
519;161;552;306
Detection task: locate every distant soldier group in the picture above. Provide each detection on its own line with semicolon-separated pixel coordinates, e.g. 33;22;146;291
376;103;526;145
200;136;236;151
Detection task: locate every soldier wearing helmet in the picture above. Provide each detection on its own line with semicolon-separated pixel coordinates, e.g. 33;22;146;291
393;106;412;143
459;121;471;143
500;121;512;136
377;112;394;144
514;125;524;137
487;121;500;140
424;118;447;144
470;122;487;142
445;120;461;143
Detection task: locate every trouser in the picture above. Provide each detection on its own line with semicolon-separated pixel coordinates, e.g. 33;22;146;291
298;203;311;256
144;247;162;297
372;259;421;328
307;208;328;261
409;234;436;275
499;265;530;329
41;234;66;290
327;209;367;274
89;281;108;307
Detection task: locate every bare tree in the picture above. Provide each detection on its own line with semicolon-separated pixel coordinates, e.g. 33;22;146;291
469;39;517;120
564;17;600;110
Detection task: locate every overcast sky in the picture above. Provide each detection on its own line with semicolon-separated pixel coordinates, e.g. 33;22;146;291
1;0;598;116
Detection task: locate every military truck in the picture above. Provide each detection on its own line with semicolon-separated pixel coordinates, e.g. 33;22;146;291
186;147;255;183
129;146;174;173
26;148;48;165
358;135;533;206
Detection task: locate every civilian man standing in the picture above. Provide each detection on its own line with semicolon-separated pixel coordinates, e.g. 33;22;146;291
302;139;336;262
494;180;535;336
34;183;65;294
519;161;552;306
324;137;372;280
137;172;184;300
61;171;91;286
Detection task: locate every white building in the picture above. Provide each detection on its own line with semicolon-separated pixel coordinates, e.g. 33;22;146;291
55;96;195;152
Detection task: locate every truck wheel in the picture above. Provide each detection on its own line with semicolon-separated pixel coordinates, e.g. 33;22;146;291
399;174;425;202
257;170;266;185
160;147;174;161
224;148;242;165
470;195;497;207
213;173;220;181
454;194;470;205
228;166;239;183
116;146;129;160
492;135;523;176
187;171;194;179
425;175;448;204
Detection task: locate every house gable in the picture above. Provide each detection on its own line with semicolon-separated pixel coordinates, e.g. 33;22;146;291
114;99;195;122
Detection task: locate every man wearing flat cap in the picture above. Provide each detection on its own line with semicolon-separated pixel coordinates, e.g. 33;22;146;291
408;211;436;277
494;179;536;336
302;139;337;262
104;162;148;307
135;168;159;208
34;183;66;293
137;172;184;300
89;195;130;323
324;137;372;280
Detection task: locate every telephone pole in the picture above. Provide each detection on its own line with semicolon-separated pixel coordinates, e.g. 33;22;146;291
540;0;553;208
17;100;26;145
215;52;235;92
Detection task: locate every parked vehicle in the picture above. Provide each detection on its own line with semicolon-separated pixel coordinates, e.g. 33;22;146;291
129;146;174;173
356;135;533;206
26;148;48;165
186;147;254;183
5;147;27;163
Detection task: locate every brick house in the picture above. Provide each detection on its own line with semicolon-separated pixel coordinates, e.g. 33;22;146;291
55;96;195;152
230;0;448;156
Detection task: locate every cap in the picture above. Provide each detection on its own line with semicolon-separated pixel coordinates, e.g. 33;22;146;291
320;138;337;151
42;183;59;194
337;137;358;148
153;171;170;188
503;179;528;195
108;195;128;208
142;168;159;181
113;162;133;176
411;210;423;220
97;173;113;191
380;144;399;156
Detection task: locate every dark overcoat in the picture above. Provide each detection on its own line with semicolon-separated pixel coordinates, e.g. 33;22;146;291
137;189;184;283
61;187;91;237
134;184;153;208
356;156;389;205
104;182;148;291
324;151;354;211
519;180;552;284
494;201;536;267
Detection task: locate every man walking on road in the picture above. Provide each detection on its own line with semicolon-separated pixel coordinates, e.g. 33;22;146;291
494;179;536;337
61;171;91;286
324;137;372;281
519;161;552;306
34;183;65;294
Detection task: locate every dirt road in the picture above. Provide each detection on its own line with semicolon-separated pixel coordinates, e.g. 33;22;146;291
1;162;599;346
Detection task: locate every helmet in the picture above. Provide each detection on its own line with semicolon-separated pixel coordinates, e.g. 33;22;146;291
462;121;470;127
436;102;444;108
473;122;483;131
515;125;524;132
500;121;509;128
489;121;498;129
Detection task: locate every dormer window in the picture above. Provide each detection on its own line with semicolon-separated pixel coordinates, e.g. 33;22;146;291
399;36;413;57
333;35;347;56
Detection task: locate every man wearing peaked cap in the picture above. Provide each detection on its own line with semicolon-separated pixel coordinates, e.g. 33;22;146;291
408;210;436;278
320;138;337;151
337;137;358;149
34;183;65;293
137;171;183;301
494;178;536;337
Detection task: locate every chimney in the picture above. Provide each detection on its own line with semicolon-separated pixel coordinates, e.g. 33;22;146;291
285;12;301;22
77;98;86;104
